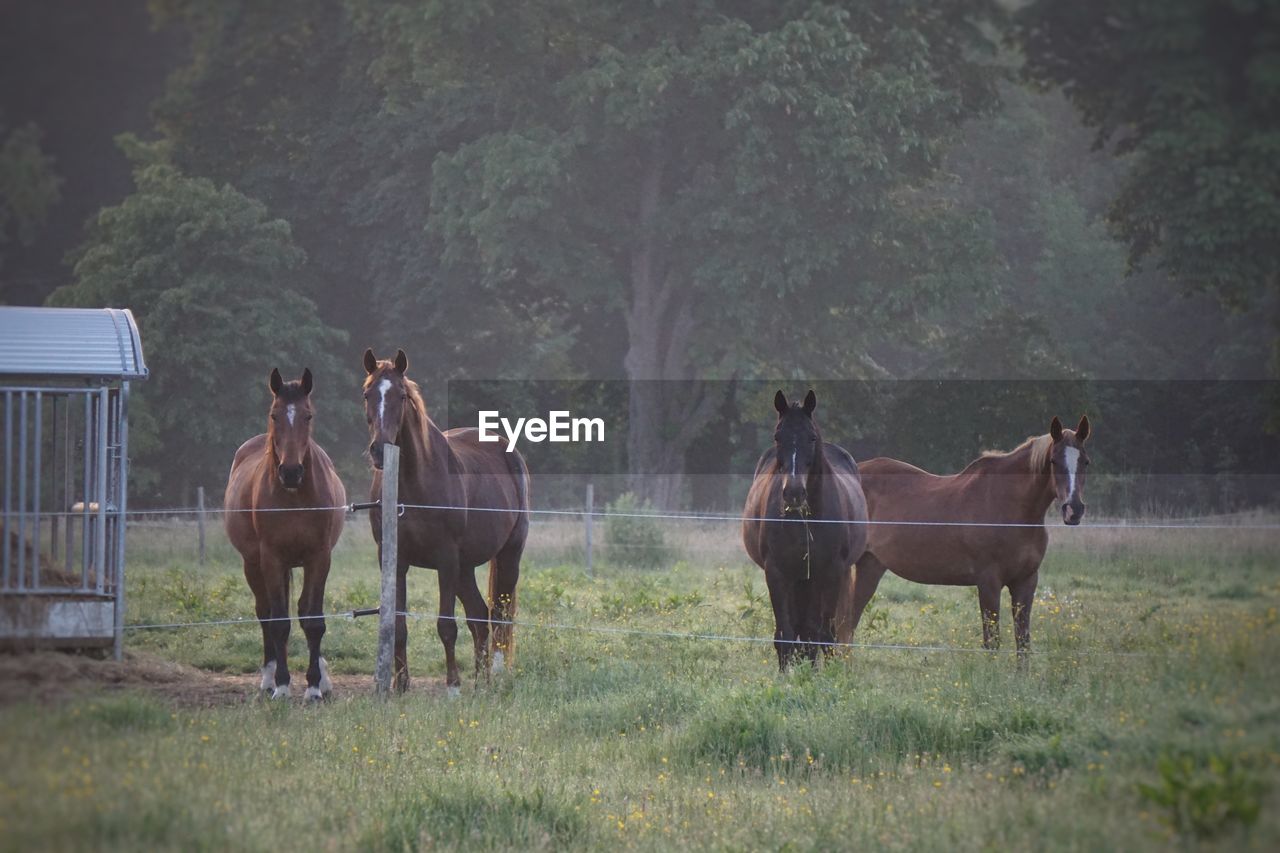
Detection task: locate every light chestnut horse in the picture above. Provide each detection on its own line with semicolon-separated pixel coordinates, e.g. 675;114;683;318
743;390;869;670
837;415;1091;658
225;368;347;700
362;349;529;695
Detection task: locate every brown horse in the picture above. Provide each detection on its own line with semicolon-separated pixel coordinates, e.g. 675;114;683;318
743;390;869;670
837;415;1091;658
362;348;529;695
225;368;347;700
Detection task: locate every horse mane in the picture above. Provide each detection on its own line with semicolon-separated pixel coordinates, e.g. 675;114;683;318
402;375;431;429
981;434;1053;473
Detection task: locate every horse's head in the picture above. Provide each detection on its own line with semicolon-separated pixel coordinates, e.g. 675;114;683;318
362;347;410;470
773;389;821;516
1048;414;1091;525
267;367;315;491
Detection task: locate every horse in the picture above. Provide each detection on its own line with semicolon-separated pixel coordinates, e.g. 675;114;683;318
362;348;529;695
743;390;869;670
837;415;1091;659
225;368;347;700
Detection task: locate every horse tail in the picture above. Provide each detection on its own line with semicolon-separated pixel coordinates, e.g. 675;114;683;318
488;450;528;671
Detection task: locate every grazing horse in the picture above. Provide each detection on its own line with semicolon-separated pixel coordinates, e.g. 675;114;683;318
362;348;529;695
743;390;869;670
837;415;1091;658
225;368;347;700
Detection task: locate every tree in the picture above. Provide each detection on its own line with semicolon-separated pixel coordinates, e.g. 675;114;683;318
1017;0;1280;315
0;117;62;290
350;0;1004;506
48;147;348;503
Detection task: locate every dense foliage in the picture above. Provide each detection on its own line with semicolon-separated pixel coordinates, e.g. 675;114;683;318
49;153;347;500
1;1;1274;508
1019;0;1280;313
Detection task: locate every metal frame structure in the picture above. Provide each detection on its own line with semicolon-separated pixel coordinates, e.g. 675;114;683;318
1;307;147;657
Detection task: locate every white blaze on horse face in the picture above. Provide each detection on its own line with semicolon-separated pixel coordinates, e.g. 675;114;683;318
1063;446;1081;499
377;378;392;429
286;404;296;426
791;451;797;478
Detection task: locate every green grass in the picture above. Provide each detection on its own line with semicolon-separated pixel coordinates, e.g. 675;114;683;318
2;518;1279;850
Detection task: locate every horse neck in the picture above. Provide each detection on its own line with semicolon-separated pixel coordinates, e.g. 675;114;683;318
396;404;451;497
983;443;1056;522
805;443;837;517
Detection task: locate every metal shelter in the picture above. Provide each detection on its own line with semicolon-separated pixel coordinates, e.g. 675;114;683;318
0;307;148;657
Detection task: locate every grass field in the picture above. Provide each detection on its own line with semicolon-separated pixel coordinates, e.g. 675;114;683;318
2;515;1279;851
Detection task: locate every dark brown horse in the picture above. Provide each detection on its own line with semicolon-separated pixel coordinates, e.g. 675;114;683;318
743;390;869;670
837;415;1091;658
225;368;347;700
362;349;529;695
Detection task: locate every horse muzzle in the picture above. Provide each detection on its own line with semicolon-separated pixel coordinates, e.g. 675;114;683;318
278;464;305;491
368;442;384;470
1062;501;1085;526
782;499;810;517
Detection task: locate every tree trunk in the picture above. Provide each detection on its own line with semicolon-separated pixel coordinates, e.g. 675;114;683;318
622;135;726;509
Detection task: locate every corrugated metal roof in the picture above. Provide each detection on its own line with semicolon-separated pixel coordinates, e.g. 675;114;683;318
0;307;148;381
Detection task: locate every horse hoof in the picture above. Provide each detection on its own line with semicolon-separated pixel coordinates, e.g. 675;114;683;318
446;685;461;699
259;661;277;692
491;650;505;673
304;686;327;703
270;684;290;700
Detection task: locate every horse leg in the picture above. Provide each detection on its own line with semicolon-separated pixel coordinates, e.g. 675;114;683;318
488;539;522;672
764;567;797;671
259;551;292;698
1010;570;1039;670
841;551;888;645
436;556;463;695
242;556;276;694
457;568;491;680
977;575;1002;651
815;570;843;663
794;580;821;665
298;552;333;701
394;562;410;694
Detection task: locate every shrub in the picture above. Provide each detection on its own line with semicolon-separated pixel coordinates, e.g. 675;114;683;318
604;493;673;569
1136;751;1266;838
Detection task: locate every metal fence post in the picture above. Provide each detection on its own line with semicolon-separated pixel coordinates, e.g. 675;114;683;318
374;444;400;696
196;486;206;566
585;482;594;578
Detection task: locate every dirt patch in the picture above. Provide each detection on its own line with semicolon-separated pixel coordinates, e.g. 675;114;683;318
0;651;449;709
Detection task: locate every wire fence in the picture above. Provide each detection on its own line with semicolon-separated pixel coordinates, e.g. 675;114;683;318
117;607;1157;661
9;484;1278;665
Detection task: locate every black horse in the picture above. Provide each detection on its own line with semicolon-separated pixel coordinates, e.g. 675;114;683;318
742;390;868;669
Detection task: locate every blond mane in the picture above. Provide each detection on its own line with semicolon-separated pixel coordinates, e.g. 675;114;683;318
982;434;1053;472
402;376;430;427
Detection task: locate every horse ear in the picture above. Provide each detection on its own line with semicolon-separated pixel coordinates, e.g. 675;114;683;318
803;389;816;416
300;368;313;396
1049;416;1064;443
1076;414;1090;443
774;390;788;415
269;368;283;396
363;348;378;374
394;349;408;374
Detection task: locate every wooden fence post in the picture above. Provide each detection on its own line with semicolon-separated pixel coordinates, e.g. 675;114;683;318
374;444;400;697
584;482;594;578
196;486;206;565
